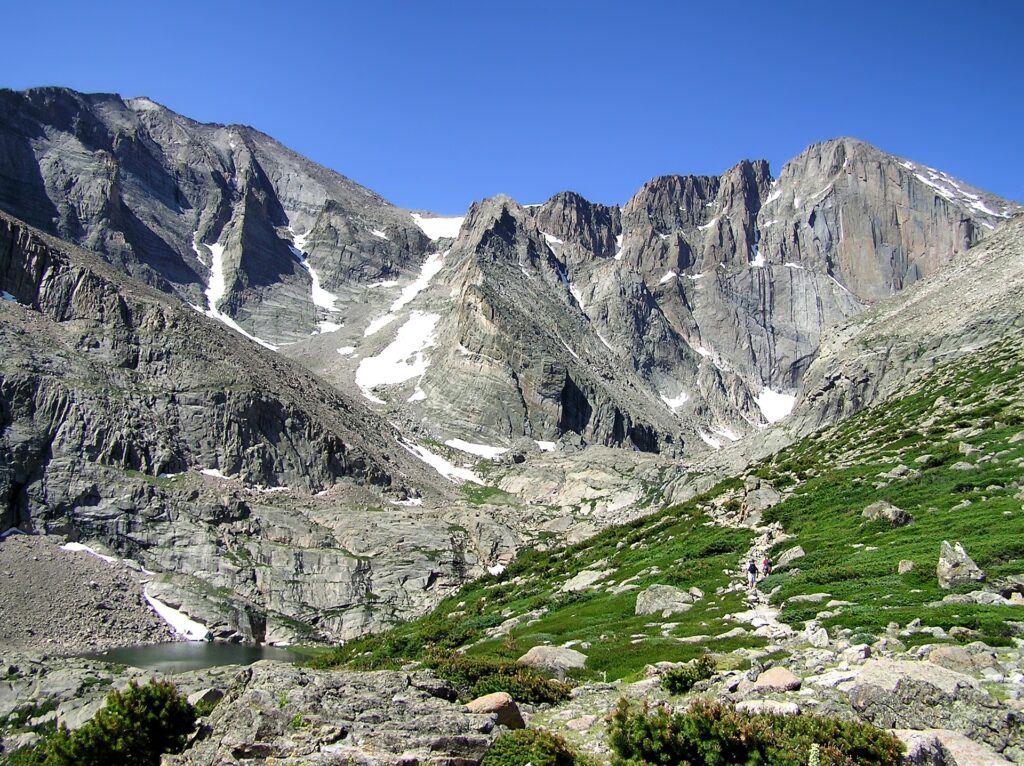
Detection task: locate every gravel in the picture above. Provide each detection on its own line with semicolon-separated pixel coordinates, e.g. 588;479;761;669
0;534;176;654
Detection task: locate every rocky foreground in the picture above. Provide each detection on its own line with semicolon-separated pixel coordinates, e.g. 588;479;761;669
0;534;174;653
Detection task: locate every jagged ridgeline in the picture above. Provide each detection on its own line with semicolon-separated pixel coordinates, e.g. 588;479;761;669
1;85;1023;649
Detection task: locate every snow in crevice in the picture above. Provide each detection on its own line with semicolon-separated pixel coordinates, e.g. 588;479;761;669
613;234;624;260
698;431;722;450
542;232;564;245
398;438;483;484
660;390;690;411
784;262;805;270
391;250;447;313
697;217;719;231
535;440;557;452
411;213;465;240
193;236;279;350
561;340;580;360
569;285;586;309
145;590;211;641
444;439;508;460
355;311;439;403
371;229;389;240
750;248;766;268
597;332;614;352
793;196;802;209
764;188;782;205
762;219;778;228
368;279;400;288
659;270;677;284
711;425;741;442
288;229;344;336
755;388;797;423
407;387;427;402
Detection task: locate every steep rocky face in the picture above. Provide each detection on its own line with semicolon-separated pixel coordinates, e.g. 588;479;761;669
417;197;683;452
0;87;432;345
789;214;1024;435
0;212;524;641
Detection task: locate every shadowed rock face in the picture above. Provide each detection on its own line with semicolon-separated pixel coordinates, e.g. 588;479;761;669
0;212;524;641
0;87;432;345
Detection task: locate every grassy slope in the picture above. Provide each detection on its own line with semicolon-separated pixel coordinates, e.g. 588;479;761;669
760;332;1024;644
315;331;1024;678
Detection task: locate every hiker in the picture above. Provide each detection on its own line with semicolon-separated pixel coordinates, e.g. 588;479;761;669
761;556;772;580
746;560;758;589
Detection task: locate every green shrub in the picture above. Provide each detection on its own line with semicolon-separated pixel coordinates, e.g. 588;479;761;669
23;679;197;766
661;654;716;695
425;650;572;705
608;698;904;766
482;728;581;766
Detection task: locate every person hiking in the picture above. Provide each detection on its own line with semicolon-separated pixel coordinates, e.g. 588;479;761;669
746;560;758;589
761;556;772;579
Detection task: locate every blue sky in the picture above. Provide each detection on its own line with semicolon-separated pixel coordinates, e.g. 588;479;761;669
3;1;1021;213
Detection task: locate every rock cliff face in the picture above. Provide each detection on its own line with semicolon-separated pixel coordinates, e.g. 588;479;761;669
0;87;431;345
0;212;521;641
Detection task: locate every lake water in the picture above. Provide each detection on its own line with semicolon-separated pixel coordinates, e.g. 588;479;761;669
81;642;301;673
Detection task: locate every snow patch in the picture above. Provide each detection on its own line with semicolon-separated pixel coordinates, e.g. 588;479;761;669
793;196;802;209
200;468;232;479
288;230;339;312
699;431;722;450
487;564;506;576
411;213;464;241
613;234;624;260
755;388;797;423
784;262;804;270
696;346;711;357
318;321;343;334
597;332;614;352
535;440;557;452
764;189;782;204
392;497;423;507
661;390;690;411
60;542;118;564
658;270;677;284
444;439;508;459
762;219;778;228
364;314;398;337
194;237;278;350
750;248;766;268
569;285;586;309
391;250;447;313
697;217;719;231
399;439;483;484
356;311;439;403
542;232;564;245
337;346;356;356
407;387;427;402
711;426;741;442
368;279;399;288
371;229;389;240
144;590;211;641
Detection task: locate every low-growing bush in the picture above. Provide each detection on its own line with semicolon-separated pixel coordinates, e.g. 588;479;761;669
608;698;904;766
11;679;197;766
482;728;584;766
425;650;572;705
661;654;716;695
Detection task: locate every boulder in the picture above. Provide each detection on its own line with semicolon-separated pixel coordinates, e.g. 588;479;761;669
635;584;696;617
518;645;587;674
862;501;912;527
898;559;915;574
736;700;800;716
777;546;805;567
187;688;224;708
850;659;1021;755
465;692;525;729
753;666;801;691
560;569;613;593
937;541;985;589
807;628;830;648
894;728;1015;765
928;645;999;675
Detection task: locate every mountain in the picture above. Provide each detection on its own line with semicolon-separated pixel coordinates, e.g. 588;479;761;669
1;86;1022;645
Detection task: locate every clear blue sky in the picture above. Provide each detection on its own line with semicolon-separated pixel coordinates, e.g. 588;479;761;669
3;0;1021;214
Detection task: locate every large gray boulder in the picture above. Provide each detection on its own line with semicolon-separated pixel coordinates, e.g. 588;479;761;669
518;645;587;675
937;541;985;589
635;584;697;616
862;501;912;528
850;660;1022;758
